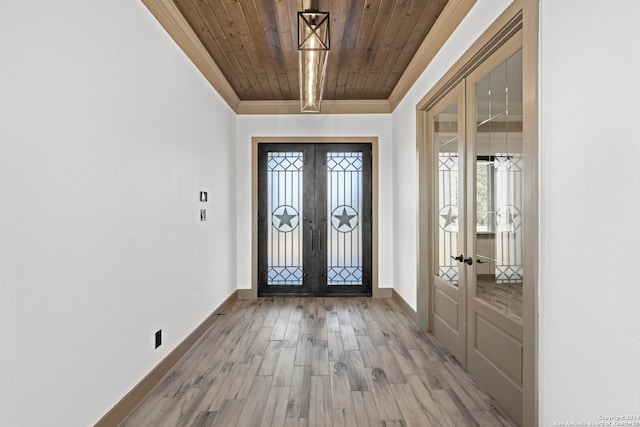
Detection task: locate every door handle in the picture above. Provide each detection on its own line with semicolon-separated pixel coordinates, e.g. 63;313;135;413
451;254;464;262
464;256;473;265
310;229;315;251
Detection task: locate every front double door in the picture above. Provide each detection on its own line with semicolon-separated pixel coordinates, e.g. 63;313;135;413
258;143;372;297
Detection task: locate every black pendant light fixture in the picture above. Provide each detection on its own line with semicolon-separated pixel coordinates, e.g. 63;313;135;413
298;9;330;113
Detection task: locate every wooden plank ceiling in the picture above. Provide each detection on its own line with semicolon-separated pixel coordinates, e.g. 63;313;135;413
173;0;449;102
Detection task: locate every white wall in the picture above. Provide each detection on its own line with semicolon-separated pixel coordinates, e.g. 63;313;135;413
391;0;512;309
539;0;640;423
0;1;237;426
235;114;394;290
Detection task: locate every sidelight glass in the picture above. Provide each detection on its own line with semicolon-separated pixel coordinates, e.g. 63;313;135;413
435;101;461;286
327;152;363;285
267;152;304;285
475;49;523;318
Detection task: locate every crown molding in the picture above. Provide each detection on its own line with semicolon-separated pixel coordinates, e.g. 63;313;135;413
236;99;392;115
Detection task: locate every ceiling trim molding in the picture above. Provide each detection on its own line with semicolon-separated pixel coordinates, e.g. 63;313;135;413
142;0;475;115
388;0;477;111
141;0;240;110
237;99;392;115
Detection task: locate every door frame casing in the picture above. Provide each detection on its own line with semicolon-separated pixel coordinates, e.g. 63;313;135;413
242;136;385;299
416;1;538;425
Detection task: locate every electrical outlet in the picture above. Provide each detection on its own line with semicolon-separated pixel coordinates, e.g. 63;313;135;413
200;209;206;221
155;330;162;349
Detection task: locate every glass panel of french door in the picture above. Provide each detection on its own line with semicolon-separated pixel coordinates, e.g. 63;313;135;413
437;102;462;286
266;151;304;286
429;83;466;365
258;143;371;296
474;49;523;319
327;151;363;285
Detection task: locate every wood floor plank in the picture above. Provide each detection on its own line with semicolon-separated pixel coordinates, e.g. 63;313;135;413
356;335;380;368
295;334;314;366
340;323;360;351
443;355;492;409
332;408;357;427
309;375;332;427
235;375;273;427
261;386;291;427
226;354;261;400
336;302;352;325
471;409;509;427
311;316;328;341
258;340;282;376
369;367;403;421
345;350;370;392
406;374;455;427
271;317;289;340
433;389;480;427
311;339;330;376
391;383;431;427
208;361;244;411
348;307;368;335
262;301;279;328
351;391;369;427
365;320;389;346
287;365;312;419
326;308;340;332
283;320;301;348
330;361;353;409
375;345;407;384
249;327;273;356
328;331;345;362
388;339;420;375
273;345;297;387
362;390;383;426
211;398;243;427
123;298;518;427
192;410;217;427
408;348;448;391
352;390;383;427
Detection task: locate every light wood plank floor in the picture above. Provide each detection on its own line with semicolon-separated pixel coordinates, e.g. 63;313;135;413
122;298;517;427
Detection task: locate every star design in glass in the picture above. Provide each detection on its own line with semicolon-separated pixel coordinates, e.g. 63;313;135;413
275;208;296;228
440;207;458;228
333;207;357;230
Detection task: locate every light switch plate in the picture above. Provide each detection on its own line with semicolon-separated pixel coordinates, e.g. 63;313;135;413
200;209;206;221
200;191;207;202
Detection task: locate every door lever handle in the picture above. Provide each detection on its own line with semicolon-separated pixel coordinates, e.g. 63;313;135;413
463;257;473;265
451;254;464;262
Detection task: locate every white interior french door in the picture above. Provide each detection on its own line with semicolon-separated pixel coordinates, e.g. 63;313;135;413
427;31;527;424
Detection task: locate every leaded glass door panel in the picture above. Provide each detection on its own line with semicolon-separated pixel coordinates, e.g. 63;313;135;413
258;143;372;296
428;83;467;365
